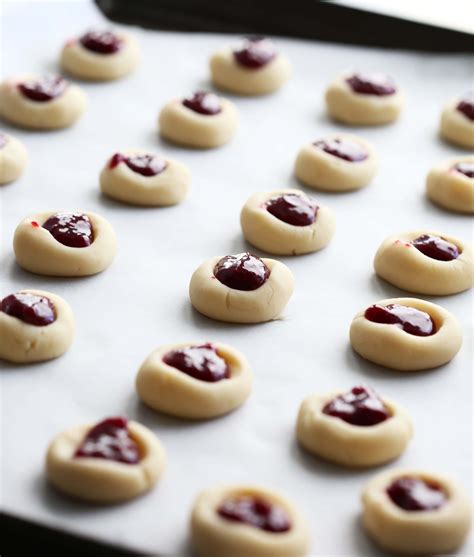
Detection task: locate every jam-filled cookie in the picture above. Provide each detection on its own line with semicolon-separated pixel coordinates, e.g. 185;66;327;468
0;289;74;363
189;252;294;323
296;385;412;467
240;189;336;255
426;157;474;214
440;91;474;149
362;469;472;555
14;211;117;276
191;484;310;557
350;297;462;371
210;36;291;96
0;132;27;185
136;342;252;419
46;416;165;503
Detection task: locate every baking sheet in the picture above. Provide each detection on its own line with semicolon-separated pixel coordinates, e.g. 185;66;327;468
1;1;473;555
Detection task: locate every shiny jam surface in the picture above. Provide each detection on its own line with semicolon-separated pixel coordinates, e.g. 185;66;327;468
346;73;396;96
218;496;291;532
42;212;94;248
80;30;123;54
182;91;222;115
266;193;318;226
233;37;277;69
313;138;368;162
364;304;435;336
163;343;230;382
0;292;55;326
323;385;390;426
453;161;474;178
456;92;474;121
109;153;167;177
74;416;139;464
411;234;459;261
18;74;67;102
214;253;270;291
387;477;447;511
0;133;7;149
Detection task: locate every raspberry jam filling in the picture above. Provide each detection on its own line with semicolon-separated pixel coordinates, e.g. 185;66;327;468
313;138;368;162
323;385;390;426
109;153;167;177
364;304;435;336
214;253;270;291
411;234;459;261
453;161;474;178
266;193;318;226
74;417;139;464
218;495;291;532
0;133;7;149
42;212;94;248
346;73;397;96
182;91;222;115
233;37;277;69
387;477;447;511
163;343;230;382
1;292;56;326
456;92;474;121
80;30;123;54
18;74;67;102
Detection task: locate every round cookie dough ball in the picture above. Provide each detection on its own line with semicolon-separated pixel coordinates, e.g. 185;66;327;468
136;341;252;419
60;29;140;81
440;91;474;150
0;132;27;184
426;157;474;214
325;72;404;125
362;469;472;555
210;36;291;96
191;484;311;557
240;189;336;255
294;134;378;191
158;90;238;148
100;150;191;206
46;416;165;503
0;289;75;363
349;297;462;371
0;74;86;130
374;230;473;295
189;252;294;323
14;210;117;277
296;385;412;467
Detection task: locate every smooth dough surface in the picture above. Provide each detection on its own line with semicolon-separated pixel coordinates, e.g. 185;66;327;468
191;484;310;557
46;420;165;503
296;391;412;467
294;135;378;191
440;98;474;149
349;297;462;371
240;189;336;255
14;211;117;277
0;75;86;130
325;74;404;125
189;256;294;323
136;342;252;419
158;98;238;148
374;230;473;295
100;150;191;206
426;157;474;214
362;468;472;555
0;289;75;364
0;133;28;184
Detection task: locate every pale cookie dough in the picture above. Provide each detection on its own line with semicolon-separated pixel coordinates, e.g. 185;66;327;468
46;419;165;503
350;297;462;371
426;156;474;214
294;134;378;191
240;189;336;255
136;342;252;419
362;469;472;555
14;211;117;277
0;74;86;130
439;95;474;150
0;289;74;364
100;150;191;206
191;484;310;557
0;132;27;185
374;230;473;295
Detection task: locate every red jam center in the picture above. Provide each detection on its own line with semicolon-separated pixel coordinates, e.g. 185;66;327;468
109;153;167;177
42;212;94;248
313;138;368;162
1;292;55;326
365;304;435;336
18;74;67;102
74;417;139;464
0;133;7;149
411;234;459;261
323;385;390;426
163;343;230;382
456;92;474;121
80;31;123;54
387;477;447;511
233;37;277;69
214;253;270;291
218;496;291;533
346;73;396;96
266;193;318;226
182;91;222;115
454;161;474;178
